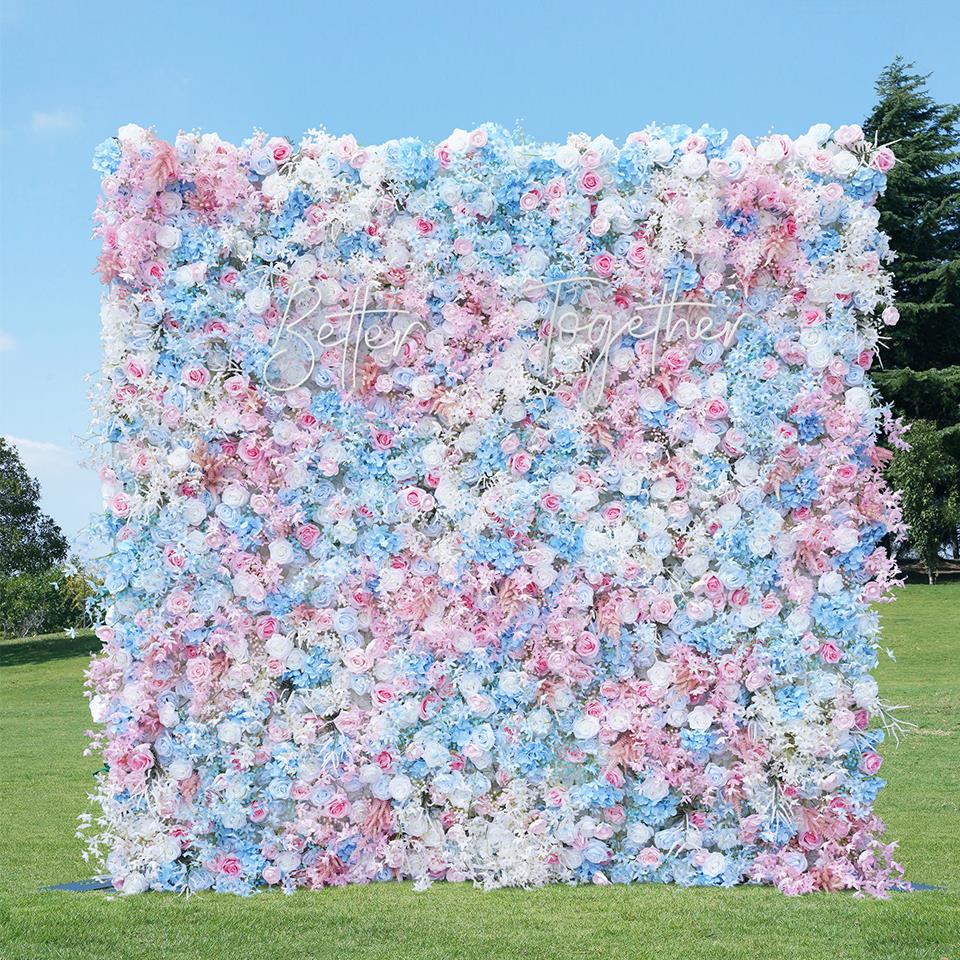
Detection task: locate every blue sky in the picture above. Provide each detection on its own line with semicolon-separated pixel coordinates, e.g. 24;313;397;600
1;0;957;541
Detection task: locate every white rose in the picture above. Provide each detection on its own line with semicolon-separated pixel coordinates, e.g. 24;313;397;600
641;774;669;801
218;720;242;743
182;499;207;525
222;485;248;508
627;822;653;844
756;140;786;165
524;247;549;275
649;138;673;164
678;151;708;178
167;447;192;471
89;695;109;723
583;528;607;554
168;758;193;780
806;345;832;369
245;288;271;315
844;387;871;413
651;477;677;500
265;634;294;660
638;387;664;411
555;144;580;170
268;539;294;565
739;605;764;628
410;375;435;399
533;564;557;589
389;774;413;801
155;225;181;249
261;172;290;201
673;381;701;406
702;851;726;878
647;661;674;688
688;705;715;732
830;151;859;178
606;708;631;732
818;571;843;595
120;873;148;896
693;432;720;454
833;527;859;552
151;694;178;725
422;442;445;468
117;123;146;144
573;715;601;740
551;474;577;496
159;192;183;215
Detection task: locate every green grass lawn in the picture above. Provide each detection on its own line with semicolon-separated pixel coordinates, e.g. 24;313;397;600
1;586;958;960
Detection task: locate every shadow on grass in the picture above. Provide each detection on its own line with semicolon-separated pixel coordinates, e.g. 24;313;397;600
0;633;99;668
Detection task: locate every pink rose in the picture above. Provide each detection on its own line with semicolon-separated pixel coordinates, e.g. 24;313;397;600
219;855;242;877
861;751;883;775
344;649;372;673
799;831;821;851
575;634;600;659
399;486;425;510
509;451;532;474
296;524;320;549
649;595;677;624
592;252;615;277
238;438;263;463
819;642;842;664
601;502;623;523
186;656;212;684
269;138;292;164
127;746;154;773
182;365;209;388
125;358;147;380
834;124;864;146
520;190;541;211
705;398;728;419
579;170;601;194
639;847;662;867
541;492;561;512
166;591;191;616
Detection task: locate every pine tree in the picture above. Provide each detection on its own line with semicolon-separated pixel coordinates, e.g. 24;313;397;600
864;57;960;369
0;438;68;578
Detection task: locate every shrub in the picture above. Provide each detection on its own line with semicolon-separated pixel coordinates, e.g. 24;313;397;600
0;565;92;637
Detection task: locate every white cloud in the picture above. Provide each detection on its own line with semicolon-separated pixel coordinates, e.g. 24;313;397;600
3;435;73;471
31;109;78;134
0;331;14;352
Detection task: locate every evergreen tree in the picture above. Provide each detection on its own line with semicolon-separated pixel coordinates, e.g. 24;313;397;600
0;438;68;578
864;57;960;369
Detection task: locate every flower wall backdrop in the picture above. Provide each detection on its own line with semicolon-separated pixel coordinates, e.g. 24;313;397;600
84;121;908;897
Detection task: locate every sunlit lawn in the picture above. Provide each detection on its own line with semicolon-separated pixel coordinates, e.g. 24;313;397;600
0;585;957;960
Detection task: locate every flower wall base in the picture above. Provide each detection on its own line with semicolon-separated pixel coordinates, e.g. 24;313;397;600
85;122;906;897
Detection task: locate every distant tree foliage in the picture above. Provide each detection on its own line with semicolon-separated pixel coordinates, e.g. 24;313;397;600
872;366;960;429
0;438;68;579
864;57;960;370
888;421;958;583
